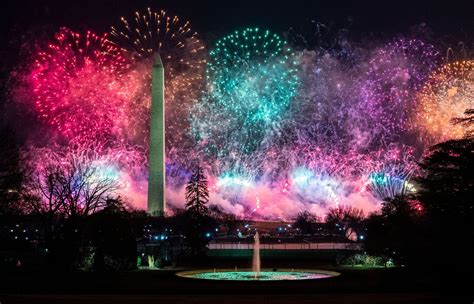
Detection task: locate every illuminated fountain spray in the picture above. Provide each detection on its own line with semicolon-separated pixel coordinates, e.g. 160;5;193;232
147;255;155;268
252;232;261;278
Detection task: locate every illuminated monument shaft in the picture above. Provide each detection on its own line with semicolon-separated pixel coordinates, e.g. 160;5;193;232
148;54;166;214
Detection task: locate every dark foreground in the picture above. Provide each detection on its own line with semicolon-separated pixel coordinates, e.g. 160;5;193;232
2;293;443;304
1;265;471;304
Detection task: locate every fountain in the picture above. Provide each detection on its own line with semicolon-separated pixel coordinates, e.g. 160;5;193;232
147;255;155;268
252;232;260;278
176;231;340;281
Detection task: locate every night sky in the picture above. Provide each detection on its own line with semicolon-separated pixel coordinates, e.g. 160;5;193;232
2;0;473;80
2;0;474;37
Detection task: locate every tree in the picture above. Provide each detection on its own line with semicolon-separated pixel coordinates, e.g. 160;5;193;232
170;209;216;256
416;138;473;219
325;205;365;239
20;144;119;268
365;196;422;266
185;166;209;215
414;132;473;274
451;109;474;137
364;109;474;279
0;126;22;213
293;211;318;235
21;145;119;220
87;197;136;271
208;204;241;236
221;213;240;236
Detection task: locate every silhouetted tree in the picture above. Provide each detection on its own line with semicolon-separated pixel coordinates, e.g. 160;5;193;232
185;166;209;215
416;138;473;219
326;205;365;238
0;126;22;213
87;197;136;271
208;205;241;236
451;109;474;137
221;213;240;236
170;209;216;256
20;145;119;269
293;211;318;235
364;109;474;288
365;196;422;266
21;146;119;220
414;133;473;275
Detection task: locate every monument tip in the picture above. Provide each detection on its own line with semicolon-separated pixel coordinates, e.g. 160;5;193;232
153;53;163;68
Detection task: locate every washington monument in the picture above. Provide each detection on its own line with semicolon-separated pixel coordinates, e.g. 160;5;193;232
148;54;166;215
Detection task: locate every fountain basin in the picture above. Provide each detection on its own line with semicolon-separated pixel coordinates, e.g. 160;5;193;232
176;268;340;281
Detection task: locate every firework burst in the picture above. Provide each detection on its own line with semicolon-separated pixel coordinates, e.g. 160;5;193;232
415;60;474;142
361;39;440;143
110;8;206;159
29;27;133;141
194;27;299;156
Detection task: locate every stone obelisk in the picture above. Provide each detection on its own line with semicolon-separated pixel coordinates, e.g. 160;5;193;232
148;54;165;215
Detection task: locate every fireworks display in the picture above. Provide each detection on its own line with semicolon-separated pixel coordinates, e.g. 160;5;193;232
110;8;206;156
28;27;133;141
415;60;474;142
10;13;473;219
206;27;298;120
193;27;299;156
361;39;441;143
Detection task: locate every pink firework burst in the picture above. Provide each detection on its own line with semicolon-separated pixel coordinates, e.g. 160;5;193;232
30;27;135;141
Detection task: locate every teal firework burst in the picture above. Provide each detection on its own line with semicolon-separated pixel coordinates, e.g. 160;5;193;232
201;27;299;154
208;27;299;122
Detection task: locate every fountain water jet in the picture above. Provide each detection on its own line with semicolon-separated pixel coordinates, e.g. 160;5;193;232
147;255;155;268
252;232;261;278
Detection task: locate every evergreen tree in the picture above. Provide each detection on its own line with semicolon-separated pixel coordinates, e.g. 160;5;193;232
185;166;209;215
414;127;473;275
